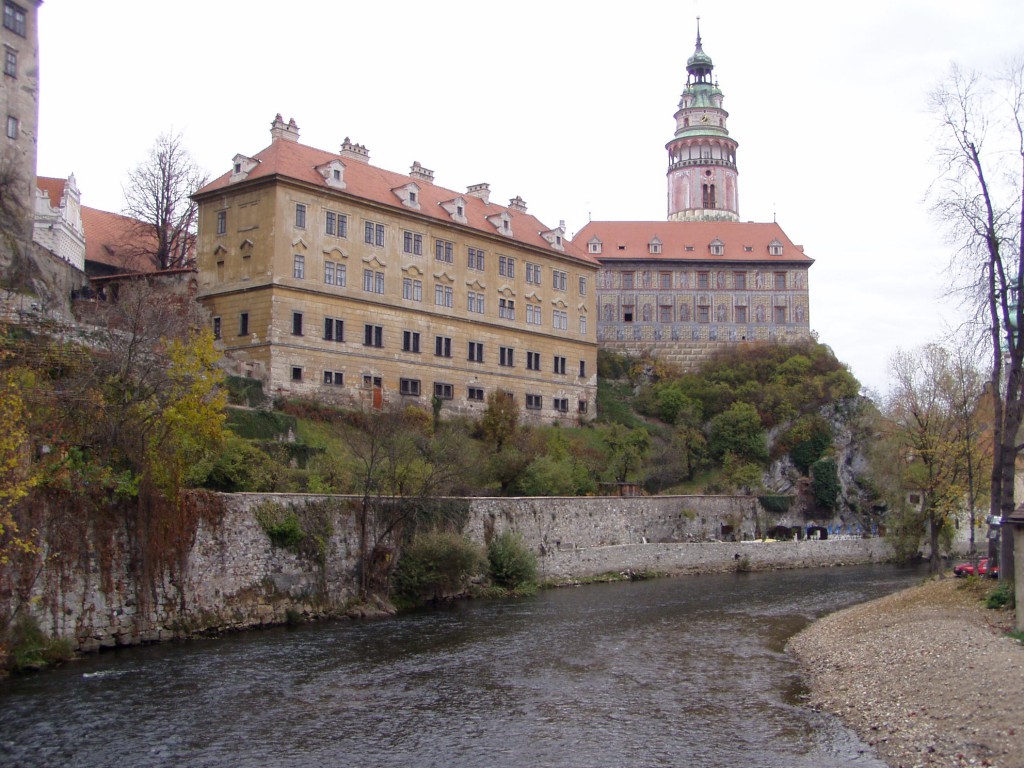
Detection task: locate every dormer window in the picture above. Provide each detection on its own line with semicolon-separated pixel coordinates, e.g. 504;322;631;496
649;236;663;255
392;182;421;210
317;159;347;189
440;196;468;224
457;205;464;217
234;163;241;174
768;239;784;256
709;238;724;256
540;225;565;251
487;211;513;237
588;237;602;255
409;191;417;204
230;154;259;183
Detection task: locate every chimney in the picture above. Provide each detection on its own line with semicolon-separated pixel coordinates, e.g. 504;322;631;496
340;137;370;163
508;196;528;213
409;161;434;183
466;183;490;204
270;114;300;142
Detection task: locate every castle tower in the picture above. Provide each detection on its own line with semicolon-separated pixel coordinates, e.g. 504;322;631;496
666;20;739;222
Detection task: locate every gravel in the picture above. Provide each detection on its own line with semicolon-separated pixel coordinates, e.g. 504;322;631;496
788;577;1023;768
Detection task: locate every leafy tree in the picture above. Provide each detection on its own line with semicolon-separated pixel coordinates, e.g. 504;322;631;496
123;131;208;270
600;423;650;484
0;371;37;565
708;402;768;464
480;389;518;451
810;458;841;510
721;452;763;495
487;530;537;590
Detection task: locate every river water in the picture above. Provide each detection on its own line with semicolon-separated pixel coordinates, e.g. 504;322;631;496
0;564;920;768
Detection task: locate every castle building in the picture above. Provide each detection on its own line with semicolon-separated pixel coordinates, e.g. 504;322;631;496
576;22;813;369
193;117;599;422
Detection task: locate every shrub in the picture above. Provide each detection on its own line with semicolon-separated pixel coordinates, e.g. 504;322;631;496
487;530;538;590
393;531;485;603
5;614;75;671
254;502;305;548
811;458;841;510
987;581;1014;610
758;495;794;514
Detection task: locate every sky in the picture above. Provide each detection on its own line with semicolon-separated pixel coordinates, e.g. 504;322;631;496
34;0;1024;396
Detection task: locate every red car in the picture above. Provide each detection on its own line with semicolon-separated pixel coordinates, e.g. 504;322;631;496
953;557;999;578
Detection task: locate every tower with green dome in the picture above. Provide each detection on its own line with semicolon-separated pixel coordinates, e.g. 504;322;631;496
666;20;740;222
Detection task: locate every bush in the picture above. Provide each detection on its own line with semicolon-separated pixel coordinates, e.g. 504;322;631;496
393;531;485;603
987;581;1014;610
487;530;538;590
5;614;75;671
811;457;841;510
758;495;794;514
255;506;305;549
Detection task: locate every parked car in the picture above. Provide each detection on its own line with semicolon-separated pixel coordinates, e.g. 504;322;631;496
953;557;999;578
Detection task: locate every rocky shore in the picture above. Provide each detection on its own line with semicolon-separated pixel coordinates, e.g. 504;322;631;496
788;577;1022;768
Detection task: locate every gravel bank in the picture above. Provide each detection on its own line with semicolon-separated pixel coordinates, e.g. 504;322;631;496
788;578;1022;768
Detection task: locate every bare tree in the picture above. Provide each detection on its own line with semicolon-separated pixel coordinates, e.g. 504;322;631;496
122;131;208;271
929;60;1024;573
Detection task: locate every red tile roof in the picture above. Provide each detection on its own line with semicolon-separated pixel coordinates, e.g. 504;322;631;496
36;176;67;208
573;220;813;264
196;136;598;265
81;206;161;272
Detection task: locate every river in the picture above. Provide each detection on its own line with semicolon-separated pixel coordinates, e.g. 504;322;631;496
0;564;921;767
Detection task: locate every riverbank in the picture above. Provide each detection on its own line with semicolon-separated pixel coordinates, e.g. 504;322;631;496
788;577;1022;768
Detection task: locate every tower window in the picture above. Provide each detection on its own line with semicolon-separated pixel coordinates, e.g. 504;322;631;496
702;183;716;210
3;3;26;37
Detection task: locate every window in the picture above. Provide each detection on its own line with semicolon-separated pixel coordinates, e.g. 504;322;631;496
659;272;672;290
403;231;423;255
709;240;724;256
554;356;566;375
238;312;249;337
526;262;542;285
324;317;344;342
499;297;515;321
399;378;421;396
3;3;25;36
435;239;454;263
553;309;568;330
578;400;588;414
588;242;602;254
212;316;221;340
468;341;484;362
769;242;784;256
499;255;515;278
774;306;787;324
323;371;344;386
467;291;484;314
649;241;662;255
622;271;635;289
433;383;454;400
735;306;748;324
292;312;303;336
579;276;587;296
623;304;634;323
554;398;569;413
526;351;541;371
434;335;452;358
291;367;303;382
364;221;385;246
434;284;453;307
325;211;348;237
403;277;423;302
468;386;484;402
659;304;673;323
325;261;346;286
5;114;16;139
579;316;587;335
552;269;567;291
734;271;747;290
703;184;717;211
697;305;710;323
579;360;586;378
526;394;542;410
774;272;786;290
294;203;306;229
216;210;226;235
293;254;305;279
363;324;383;347
526;304;542;325
499;346;515;367
402;330;420;353
363;269;384;294
468;247;485;271
697;271;710;289
363;375;382;389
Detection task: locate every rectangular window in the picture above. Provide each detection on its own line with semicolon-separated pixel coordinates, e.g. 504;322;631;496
434;336;452;358
697;271;710;290
433;382;454;400
578;400;588;414
238;312;249;337
554;356;566;375
399;378;421;396
659;272;672;290
774;306;786;324
622;271;635;289
526;304;542;325
526;394;542;411
499;298;515;321
294;203;306;229
324;317;344;342
734;271;747;290
323;262;346;286
291;366;303;382
553;309;568;330
434;284;453;307
3;3;26;37
403;231;423;255
579;276;587;296
364;221;385;246
467;291;484;314
623;305;634;323
363;375;382;389
526;262;541;285
579;316;587;335
468;247;485;271
5;114;16;139
402;330;420;353
216;210;226;235
403;277;423;302
468;341;484;362
468;386;485;402
554;398;569;413
323;371;344;386
774;272;786;290
325;211;348;238
499;346;514;367
363;269;384;294
579;360;586;378
552;269;567;291
435;239;454;263
526;351;541;371
292;312;303;336
697;305;710;323
324;261;335;285
499;255;515;278
363;324;383;347
212;316;221;340
735;305;748;323
3;50;15;78
659;304;673;323
293;254;305;279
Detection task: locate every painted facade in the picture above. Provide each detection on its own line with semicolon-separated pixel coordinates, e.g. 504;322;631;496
34;175;86;271
194;117;599;423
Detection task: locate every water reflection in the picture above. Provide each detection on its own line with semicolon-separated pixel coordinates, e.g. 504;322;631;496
0;565;919;768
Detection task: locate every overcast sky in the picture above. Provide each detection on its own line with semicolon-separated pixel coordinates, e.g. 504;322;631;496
34;0;1024;396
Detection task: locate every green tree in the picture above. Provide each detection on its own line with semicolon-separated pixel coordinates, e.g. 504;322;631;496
601;424;651;484
708;402;768;464
480;389;518;450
